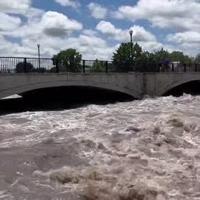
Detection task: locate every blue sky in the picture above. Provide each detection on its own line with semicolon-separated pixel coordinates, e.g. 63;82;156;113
0;0;200;59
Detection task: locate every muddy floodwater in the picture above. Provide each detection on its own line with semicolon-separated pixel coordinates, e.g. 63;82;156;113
1;95;200;200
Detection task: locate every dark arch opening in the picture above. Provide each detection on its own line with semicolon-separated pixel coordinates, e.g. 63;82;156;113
164;80;200;96
0;86;135;114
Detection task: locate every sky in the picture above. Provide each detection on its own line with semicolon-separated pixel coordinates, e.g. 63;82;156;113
0;0;200;60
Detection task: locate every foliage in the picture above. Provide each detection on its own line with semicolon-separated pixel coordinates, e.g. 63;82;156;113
112;42;195;72
53;48;82;72
16;62;34;73
153;48;170;64
195;54;200;63
112;42;159;72
91;59;105;72
112;42;142;72
135;52;158;72
152;49;192;65
169;51;192;64
52;45;197;73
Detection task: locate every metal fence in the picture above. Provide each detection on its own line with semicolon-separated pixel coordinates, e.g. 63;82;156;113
0;57;55;73
0;57;116;73
158;63;200;73
0;57;200;73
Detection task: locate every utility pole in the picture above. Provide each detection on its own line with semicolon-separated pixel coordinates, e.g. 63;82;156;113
129;30;133;70
37;44;40;69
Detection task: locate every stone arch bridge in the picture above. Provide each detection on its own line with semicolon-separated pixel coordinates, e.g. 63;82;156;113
0;72;200;99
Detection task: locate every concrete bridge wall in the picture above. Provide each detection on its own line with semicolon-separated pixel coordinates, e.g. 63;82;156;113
144;72;200;96
0;73;143;99
0;72;200;99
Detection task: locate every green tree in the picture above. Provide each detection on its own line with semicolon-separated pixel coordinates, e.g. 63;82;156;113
16;62;34;73
169;51;192;64
133;43;143;58
53;48;82;72
112;42;142;72
153;48;170;64
92;59;105;72
112;43;194;72
169;51;184;62
135;52;158;72
195;53;200;63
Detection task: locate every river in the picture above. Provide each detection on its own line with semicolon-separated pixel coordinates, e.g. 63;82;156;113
0;94;200;200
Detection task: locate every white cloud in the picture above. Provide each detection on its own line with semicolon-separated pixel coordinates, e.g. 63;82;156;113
0;0;31;14
41;11;83;37
82;29;97;36
16;33;115;60
139;41;163;52
88;3;108;19
168;32;200;44
112;0;200;56
0;9;113;59
96;21;156;42
96;21;120;37
25;8;45;23
96;21;163;53
0;35;40;57
52;34;114;60
0;36;17;56
167;31;200;55
54;0;80;8
1;0;199;60
6;11;83;39
115;0;200;31
0;13;21;31
130;26;156;42
0;10;86;57
0;0;44;32
1;13;162;59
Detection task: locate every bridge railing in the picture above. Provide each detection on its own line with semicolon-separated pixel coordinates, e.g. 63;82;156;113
0;57;117;73
159;63;200;73
0;56;200;73
0;57;55;73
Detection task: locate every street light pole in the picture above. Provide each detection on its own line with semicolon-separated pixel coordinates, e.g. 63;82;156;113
129;30;133;70
37;44;40;69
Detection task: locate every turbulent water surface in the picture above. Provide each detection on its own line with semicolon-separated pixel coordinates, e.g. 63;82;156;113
1;95;200;200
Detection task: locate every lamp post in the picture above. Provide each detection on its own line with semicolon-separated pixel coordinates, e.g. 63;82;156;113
37;44;40;69
129;30;133;70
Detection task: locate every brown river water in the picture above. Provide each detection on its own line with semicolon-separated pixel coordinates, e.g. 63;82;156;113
0;94;200;200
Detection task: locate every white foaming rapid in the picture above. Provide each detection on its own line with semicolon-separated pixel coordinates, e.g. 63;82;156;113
1;94;200;199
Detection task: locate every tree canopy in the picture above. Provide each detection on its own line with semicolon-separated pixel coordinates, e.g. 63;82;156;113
52;46;199;73
195;54;200;63
112;43;159;72
112;42;142;72
16;62;34;73
112;43;196;72
53;48;82;72
91;59;105;72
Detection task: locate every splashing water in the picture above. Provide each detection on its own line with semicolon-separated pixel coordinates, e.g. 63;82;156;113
1;94;200;199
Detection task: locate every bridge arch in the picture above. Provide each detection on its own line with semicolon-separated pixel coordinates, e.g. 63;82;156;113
0;79;139;99
159;78;200;96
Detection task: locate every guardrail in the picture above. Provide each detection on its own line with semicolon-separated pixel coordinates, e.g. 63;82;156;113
0;56;200;73
0;57;115;73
